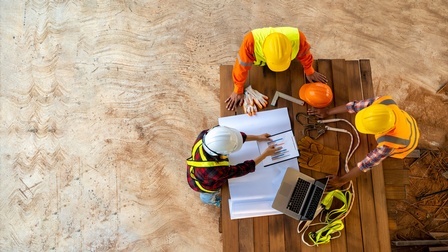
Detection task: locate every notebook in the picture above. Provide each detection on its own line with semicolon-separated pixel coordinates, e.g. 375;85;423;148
272;167;329;221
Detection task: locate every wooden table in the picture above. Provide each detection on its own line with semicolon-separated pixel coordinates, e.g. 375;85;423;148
219;59;391;252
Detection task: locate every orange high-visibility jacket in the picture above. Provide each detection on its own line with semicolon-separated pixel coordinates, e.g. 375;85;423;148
374;96;420;159
232;27;315;94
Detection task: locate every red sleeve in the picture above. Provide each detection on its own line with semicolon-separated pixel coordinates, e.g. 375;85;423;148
295;31;315;76
232;32;256;94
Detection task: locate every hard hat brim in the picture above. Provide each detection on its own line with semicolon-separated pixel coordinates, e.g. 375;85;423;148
266;60;291;72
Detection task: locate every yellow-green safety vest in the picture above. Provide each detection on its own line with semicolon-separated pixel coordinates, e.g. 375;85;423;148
252;27;300;66
186;139;229;193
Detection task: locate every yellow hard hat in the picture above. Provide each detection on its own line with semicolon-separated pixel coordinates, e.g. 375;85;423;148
355;104;396;134
263;32;292;72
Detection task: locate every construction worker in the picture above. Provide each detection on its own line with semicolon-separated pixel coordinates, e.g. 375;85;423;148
186;126;280;206
225;26;328;111
307;96;420;190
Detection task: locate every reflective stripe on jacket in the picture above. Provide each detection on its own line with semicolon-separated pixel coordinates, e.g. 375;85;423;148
373;96;420;159
252;27;300;66
186;139;229;193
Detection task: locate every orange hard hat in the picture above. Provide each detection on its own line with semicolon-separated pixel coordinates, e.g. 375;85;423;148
299;82;333;108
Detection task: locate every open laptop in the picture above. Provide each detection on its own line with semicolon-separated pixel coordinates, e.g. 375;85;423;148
272;167;329;221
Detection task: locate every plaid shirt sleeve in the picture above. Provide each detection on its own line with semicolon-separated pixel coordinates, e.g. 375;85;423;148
345;96;381;113
357;145;394;171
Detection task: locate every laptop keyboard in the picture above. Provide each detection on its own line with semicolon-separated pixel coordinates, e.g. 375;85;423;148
287;178;310;214
304;186;324;220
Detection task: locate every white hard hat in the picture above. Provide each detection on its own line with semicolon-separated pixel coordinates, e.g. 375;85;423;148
202;126;243;156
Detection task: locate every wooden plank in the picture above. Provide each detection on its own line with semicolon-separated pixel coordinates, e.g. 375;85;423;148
221;182;239;252
290;60;318;252
317;59;345;252
382;158;405;170
254;216;270;252
283;215;302;252
392;240;448;246
332;59;364;252
388;219;397;231
383;170;410;185
385;186;406;200
220;65;237;117
291;62;316;252
239;218;255;252
268;215;285;252
275;68;293;119
386;199;399;219
429;247;448;252
360;59;391;252
288;61;308;252
219;65;240;252
350;59;382;252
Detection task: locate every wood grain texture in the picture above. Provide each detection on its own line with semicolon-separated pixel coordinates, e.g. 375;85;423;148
0;0;447;251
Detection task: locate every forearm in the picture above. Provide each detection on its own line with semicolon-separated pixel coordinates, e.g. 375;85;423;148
339;167;364;183
246;135;259;141
296;31;314;75
232;59;250;94
253;152;269;166
233;34;255;94
326;105;349;116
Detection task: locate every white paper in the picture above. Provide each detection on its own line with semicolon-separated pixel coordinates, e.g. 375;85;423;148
258;130;299;167
218;108;300;219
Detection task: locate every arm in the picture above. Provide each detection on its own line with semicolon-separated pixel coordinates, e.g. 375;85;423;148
253;145;280;165
246;133;271;142
226;32;256;110
232;32;256;94
307;104;349;118
296;31;314;75
327;145;393;189
307;96;382;118
296;31;328;83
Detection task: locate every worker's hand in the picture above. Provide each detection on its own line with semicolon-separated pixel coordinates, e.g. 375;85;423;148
256;133;271;141
307;107;329;119
245;86;268;109
326;175;347;191
243;94;257;116
306;71;328;84
225;92;244;111
262;145;282;157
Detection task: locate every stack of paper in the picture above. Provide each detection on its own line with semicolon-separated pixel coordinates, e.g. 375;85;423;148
218;108;300;219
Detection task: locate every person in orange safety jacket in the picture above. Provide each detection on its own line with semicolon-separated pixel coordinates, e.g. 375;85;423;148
307;95;419;190
225;27;328;111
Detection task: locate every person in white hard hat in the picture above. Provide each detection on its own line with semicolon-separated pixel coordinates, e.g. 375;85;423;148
186;126;281;206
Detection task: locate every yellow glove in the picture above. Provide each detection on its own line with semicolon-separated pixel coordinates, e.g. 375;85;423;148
298;136;340;156
298;136;340;175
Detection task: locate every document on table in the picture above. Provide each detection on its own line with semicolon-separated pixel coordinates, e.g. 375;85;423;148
258;130;299;167
218;107;300;220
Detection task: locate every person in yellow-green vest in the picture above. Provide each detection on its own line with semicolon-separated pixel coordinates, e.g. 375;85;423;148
307;95;420;190
226;27;328;111
186;126;280;207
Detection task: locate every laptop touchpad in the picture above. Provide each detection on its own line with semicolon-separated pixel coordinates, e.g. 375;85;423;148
279;184;293;196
